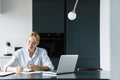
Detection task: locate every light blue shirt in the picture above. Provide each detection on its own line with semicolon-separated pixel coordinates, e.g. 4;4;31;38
4;47;54;71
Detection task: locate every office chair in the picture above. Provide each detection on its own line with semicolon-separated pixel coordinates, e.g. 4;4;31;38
78;68;103;71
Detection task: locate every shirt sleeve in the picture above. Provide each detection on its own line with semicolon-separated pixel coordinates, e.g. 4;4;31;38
3;53;18;72
41;49;54;71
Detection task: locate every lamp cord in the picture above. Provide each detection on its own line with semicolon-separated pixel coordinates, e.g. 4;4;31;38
73;0;79;12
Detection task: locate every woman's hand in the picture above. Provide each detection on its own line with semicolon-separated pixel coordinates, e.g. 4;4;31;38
28;64;49;71
16;66;23;73
27;64;37;71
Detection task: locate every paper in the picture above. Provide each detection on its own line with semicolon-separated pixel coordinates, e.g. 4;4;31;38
21;71;42;74
0;72;14;77
42;73;57;76
42;71;57;75
23;68;32;72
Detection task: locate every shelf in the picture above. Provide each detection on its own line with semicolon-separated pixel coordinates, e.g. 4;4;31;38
41;38;64;40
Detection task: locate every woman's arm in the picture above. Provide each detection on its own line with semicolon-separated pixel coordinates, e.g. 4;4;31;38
41;49;54;71
7;66;23;73
4;50;23;72
28;65;49;71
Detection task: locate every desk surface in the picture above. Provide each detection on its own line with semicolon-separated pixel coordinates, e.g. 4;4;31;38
0;71;110;80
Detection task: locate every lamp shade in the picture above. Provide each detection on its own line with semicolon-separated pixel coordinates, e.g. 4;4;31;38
68;12;77;20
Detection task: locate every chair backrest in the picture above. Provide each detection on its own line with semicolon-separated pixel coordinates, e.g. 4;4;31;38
78;68;103;71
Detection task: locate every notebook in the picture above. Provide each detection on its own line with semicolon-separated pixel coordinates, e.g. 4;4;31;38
42;55;78;75
0;72;14;77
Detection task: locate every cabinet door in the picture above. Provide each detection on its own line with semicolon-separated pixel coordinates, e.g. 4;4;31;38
33;0;64;33
66;0;100;68
0;57;12;71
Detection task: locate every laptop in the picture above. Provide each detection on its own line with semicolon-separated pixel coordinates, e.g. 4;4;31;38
42;55;78;75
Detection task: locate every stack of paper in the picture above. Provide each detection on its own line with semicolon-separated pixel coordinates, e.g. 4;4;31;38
0;72;14;77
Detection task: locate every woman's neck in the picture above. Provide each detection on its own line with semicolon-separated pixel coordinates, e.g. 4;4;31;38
28;48;35;57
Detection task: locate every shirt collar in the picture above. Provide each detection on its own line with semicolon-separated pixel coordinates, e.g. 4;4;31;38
25;47;37;60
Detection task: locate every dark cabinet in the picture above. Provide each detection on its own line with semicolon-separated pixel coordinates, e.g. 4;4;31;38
37;33;65;57
66;0;100;68
33;0;64;33
33;0;100;69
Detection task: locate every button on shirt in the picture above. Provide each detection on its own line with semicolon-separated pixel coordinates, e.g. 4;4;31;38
4;47;54;71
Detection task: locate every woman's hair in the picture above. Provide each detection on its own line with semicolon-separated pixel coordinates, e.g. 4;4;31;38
28;32;40;42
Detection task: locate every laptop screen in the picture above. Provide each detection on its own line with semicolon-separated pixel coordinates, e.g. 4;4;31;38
56;55;78;74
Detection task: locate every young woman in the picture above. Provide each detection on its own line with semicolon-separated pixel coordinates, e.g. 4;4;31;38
4;32;54;73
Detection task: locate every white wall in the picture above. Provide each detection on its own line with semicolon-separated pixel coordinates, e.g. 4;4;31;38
100;0;111;71
0;0;32;56
0;0;2;13
111;0;120;79
101;0;120;79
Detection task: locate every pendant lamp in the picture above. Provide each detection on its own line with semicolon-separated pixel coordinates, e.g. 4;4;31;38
68;0;79;20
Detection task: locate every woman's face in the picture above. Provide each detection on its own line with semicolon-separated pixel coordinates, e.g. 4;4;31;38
27;36;38;50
